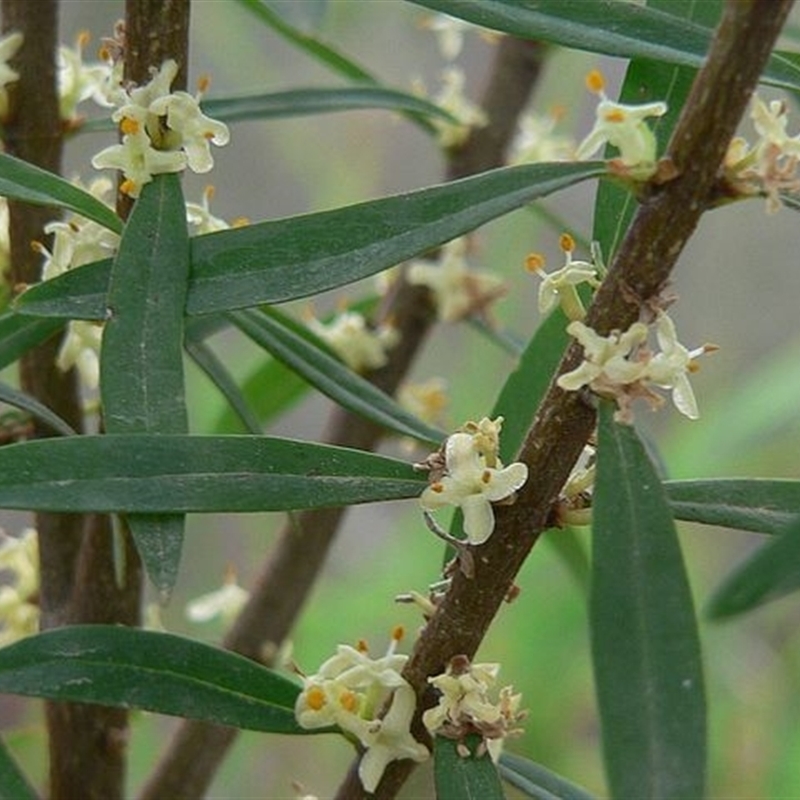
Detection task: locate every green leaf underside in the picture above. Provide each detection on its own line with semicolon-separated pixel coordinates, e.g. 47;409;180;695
407;0;800;92
0;382;76;436
16;161;606;320
498;751;597;800
100;174;190;592
0;626;304;734
0;434;427;513
592;402;706;798
434;735;505;800
665;478;800;535
708;514;800;619
0;736;37;800
0;152;122;234
0;312;64;370
229;308;446;445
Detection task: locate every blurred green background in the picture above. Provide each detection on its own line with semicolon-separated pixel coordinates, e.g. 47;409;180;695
4;1;800;797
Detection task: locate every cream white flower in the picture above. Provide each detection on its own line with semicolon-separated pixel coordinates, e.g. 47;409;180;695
186;185;233;234
643;312;714;420
295;630;429;792
57;31;114;121
358;685;429;792
407;237;505;322
398;378;449;428
427;67;488;148
91;59;229;196
576;70;666;171
306;310;399;373
558;320;650;394
0;528;39;646
527;234;601;320
0;31;23;120
419;428;528;545
185;568;249;624
56;320;103;390
422;656;525;761
510;108;575;164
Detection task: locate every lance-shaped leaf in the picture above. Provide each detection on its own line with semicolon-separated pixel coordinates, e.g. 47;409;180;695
0;152;123;233
498;751;597;800
0;434;427;513
592;402;706;799
100;174;190;593
707;515;800;619
433;735;505;800
229;307;446;445
0;737;37;800
81;87;459;132
0;626;306;734
16;161;606;320
665;478;800;535
0;382;76;436
0;312;64;370
408;0;800;92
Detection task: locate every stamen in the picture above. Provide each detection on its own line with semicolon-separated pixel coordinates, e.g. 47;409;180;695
120;116;140;136
339;690;359;713
525;252;546;273
559;233;575;253
586;69;605;95
306;685;326;711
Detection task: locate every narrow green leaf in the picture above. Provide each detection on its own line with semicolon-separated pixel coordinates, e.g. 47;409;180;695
0;736;37;800
707;515;800;619
593;401;706;799
229;307;446;445
16;162;606;320
0;152;122;234
665;478;800;535
0;381;77;436
0;434;427;513
184;326;264;434
407;0;800;92
491;308;571;463
236;0;376;82
0;311;64;370
81;87;458;133
0;626;304;734
433;735;505;800
100;173;190;592
499;751;596;800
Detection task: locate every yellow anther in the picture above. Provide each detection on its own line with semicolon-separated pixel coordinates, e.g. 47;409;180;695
559;233;576;253
525;253;546;273
481;470;491;484
119;116;140;136
231;216;250;228
586;69;606;95
603;109;627;124
306;685;326;711
431;482;445;494
197;74;211;95
339;690;359;713
391;625;405;642
77;30;91;49
203;185;216;202
356;639;369;653
119;178;137;197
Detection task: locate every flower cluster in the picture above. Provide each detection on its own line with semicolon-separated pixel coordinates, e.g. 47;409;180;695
576;69;667;176
407;236;506;323
558;312;716;422
724;94;800;212
526;233;602;321
418;417;528;545
92;59;229;197
294;628;429;792
420;66;488;149
422;655;525;761
0;31;23;120
0;528;39;646
304;309;399;373
510;106;576;165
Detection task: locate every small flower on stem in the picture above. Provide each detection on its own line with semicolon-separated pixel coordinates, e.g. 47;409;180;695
419;418;528;545
510;106;575;164
0;31;23;120
422;67;488;148
0;528;39;646
304;308;399;373
526;233;602;320
407;237;506;323
185;565;250;625
576;69;667;175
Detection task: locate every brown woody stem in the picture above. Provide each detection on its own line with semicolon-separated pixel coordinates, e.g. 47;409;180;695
334;2;795;798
